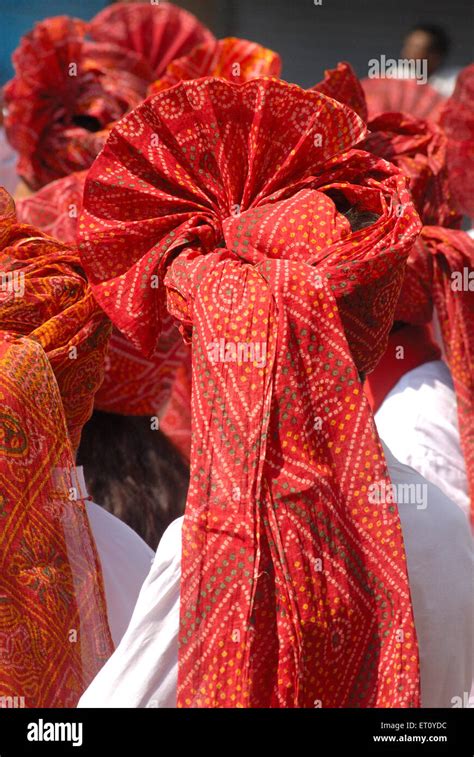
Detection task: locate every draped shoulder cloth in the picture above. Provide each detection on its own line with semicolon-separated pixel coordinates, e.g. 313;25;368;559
0;189;113;705
79;78;421;707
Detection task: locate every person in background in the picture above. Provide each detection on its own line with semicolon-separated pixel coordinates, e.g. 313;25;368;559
401;23;461;97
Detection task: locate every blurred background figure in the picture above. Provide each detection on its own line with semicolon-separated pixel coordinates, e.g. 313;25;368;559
1;1;472;90
401;23;461;96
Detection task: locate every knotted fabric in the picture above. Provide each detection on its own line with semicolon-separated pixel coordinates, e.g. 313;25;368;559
78;77;421;707
0;189;113;705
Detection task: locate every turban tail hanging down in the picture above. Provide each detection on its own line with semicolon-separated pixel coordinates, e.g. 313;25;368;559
79;77;422;708
0;190;114;706
395;227;474;523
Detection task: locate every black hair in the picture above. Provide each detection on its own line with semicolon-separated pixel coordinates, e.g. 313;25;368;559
409;24;451;57
77;411;190;550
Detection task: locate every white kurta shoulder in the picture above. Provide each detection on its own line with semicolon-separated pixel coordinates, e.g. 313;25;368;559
375;360;469;520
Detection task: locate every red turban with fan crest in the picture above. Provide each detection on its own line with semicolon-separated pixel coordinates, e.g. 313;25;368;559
4;16;151;189
88;1;215;81
78;77;422;707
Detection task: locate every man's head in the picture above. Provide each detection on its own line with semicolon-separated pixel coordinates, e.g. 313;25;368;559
401;24;450;76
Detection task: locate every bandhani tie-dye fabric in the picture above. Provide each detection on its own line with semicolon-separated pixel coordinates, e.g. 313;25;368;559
16;171;87;243
159;348;193;461
15;170;188;421
395;226;474;523
360;112;461;228
439;64;474;219
149;37;281;95
88;1;215;81
4;16;150;189
312;61;368;122
78;77;422;708
0;189;113;706
0;193;111;450
93;320;189;418
361;77;446;122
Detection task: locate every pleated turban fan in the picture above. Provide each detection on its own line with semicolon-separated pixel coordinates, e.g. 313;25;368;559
312;63;461;228
88;1;215;81
360;113;461;229
78;77;422;707
14;32;281;425
4;3;213;190
395;227;474;523
361;77;446;122
440;64;474;220
0;189;113;706
148;36;282;95
3;16;150;190
312;61;368;122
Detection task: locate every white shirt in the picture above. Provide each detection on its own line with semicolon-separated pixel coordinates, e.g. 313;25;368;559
429;65;461;98
75;467;155;647
78;447;473;709
375;360;469;520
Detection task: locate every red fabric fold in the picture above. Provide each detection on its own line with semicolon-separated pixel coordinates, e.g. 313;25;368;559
395;226;474;522
78;77;421;707
365;324;442;413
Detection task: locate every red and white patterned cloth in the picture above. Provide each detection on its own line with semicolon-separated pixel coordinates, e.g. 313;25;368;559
78;77;422;707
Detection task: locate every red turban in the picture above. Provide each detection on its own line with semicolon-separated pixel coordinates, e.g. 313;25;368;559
395;227;474;521
4;16;150;189
149;37;281;95
16;170;190;423
78;77;422;707
16;170;87;243
312;61;368;121
88;1;215;81
361;77;446;121
439;64;474;219
0;189;113;706
360;112;461;228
